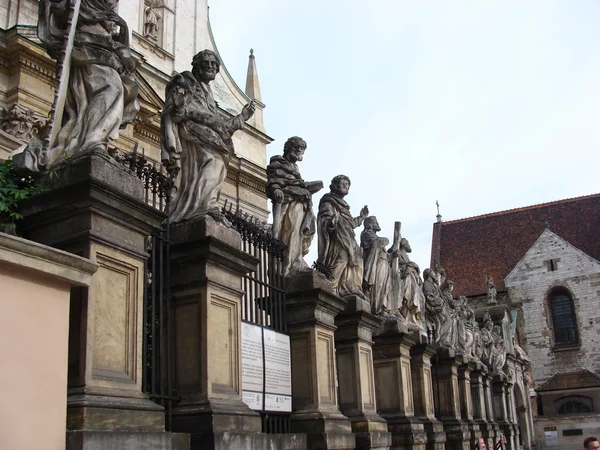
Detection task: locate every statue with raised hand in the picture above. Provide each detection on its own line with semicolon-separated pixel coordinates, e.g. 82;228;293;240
317;175;368;299
161;49;255;224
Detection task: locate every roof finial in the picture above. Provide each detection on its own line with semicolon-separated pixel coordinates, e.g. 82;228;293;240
245;47;262;102
436;200;442;223
544;219;549;230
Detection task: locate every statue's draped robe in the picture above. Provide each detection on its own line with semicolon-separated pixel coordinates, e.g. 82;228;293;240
360;229;392;314
423;279;453;347
397;250;424;325
266;155;315;274
317;193;363;298
38;0;139;165
161;72;245;223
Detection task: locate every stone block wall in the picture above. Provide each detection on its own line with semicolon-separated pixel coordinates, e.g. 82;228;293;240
505;230;600;386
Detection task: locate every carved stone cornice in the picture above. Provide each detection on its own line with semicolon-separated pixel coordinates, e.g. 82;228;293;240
226;164;267;196
0;29;56;84
133;120;161;145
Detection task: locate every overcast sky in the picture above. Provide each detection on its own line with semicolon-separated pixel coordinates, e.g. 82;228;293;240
209;0;600;273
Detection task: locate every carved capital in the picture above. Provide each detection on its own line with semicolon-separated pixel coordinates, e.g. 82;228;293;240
0;104;49;141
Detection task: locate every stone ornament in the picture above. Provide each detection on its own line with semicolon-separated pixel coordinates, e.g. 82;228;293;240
29;0;139;170
266;137;323;275
456;295;477;361
478;312;507;375
144;0;161;40
423;268;454;347
0;105;49;141
486;276;497;304
161;49;255;223
316;175;368;299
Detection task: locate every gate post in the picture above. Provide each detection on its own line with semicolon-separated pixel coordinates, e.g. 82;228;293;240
168;217;262;448
19;154;170;449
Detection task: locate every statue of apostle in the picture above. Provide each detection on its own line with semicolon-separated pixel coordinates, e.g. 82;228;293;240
161;49;255;223
21;0;139;171
360;216;397;315
266;137;323;275
396;237;425;326
317;175;368;299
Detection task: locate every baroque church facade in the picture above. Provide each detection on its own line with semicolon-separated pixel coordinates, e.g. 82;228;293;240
0;0;271;219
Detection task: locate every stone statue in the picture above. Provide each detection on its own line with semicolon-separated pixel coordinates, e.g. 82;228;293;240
161;49;255;223
317;175;368;299
24;0;139;170
266;137;323;275
144;0;161;40
486;276;497;304
456;296;476;360
492;325;507;375
397;237;424;326
360;216;396;315
479;312;497;369
423;269;453;347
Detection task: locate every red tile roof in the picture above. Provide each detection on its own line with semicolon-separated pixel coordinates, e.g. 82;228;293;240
537;370;600;391
431;193;600;297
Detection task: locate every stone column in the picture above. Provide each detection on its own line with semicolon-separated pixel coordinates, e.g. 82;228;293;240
470;364;494;449
168;217;263;448
493;375;511;449
410;343;446;450
335;295;391;450
457;362;480;449
431;350;470;450
20;154;169;449
373;322;426;450
285;271;356;450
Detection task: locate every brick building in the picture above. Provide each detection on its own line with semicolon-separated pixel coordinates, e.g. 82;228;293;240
431;193;600;450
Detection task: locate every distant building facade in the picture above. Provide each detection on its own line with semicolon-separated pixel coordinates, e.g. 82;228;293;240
431;193;600;450
0;0;272;219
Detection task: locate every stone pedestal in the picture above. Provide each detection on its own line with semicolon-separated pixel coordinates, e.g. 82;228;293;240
493;375;515;450
431;350;470;450
483;372;500;447
373;322;426;450
20;153;170;449
335;295;391;450
457;362;480;449
410;344;446;450
285;271;356;450
168;217;262;448
471;365;495;449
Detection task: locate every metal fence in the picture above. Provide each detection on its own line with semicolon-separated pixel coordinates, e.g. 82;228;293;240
222;201;291;433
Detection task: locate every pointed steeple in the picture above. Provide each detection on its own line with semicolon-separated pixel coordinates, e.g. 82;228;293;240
245;48;262;102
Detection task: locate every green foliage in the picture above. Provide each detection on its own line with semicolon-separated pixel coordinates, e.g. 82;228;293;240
0;159;46;235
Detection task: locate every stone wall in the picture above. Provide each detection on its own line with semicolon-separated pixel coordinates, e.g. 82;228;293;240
505;229;600;386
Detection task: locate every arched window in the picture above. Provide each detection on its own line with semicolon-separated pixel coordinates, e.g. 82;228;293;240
558;401;590;415
549;289;578;345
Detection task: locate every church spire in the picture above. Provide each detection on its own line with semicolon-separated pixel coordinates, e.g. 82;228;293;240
244;48;262;102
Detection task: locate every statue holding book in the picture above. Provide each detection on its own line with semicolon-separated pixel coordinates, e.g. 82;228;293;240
267;137;323;275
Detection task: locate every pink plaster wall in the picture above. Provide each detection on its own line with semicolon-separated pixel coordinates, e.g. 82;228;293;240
0;265;71;450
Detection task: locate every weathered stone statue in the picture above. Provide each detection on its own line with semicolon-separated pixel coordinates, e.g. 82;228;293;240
266;137;323;275
456;295;476;360
161;49;255;223
317;175;368;298
144;0;161;40
423;269;453;347
397;237;424;326
479;312;495;366
486;276;497;304
22;0;139;170
492;325;507;375
360;216;396;315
